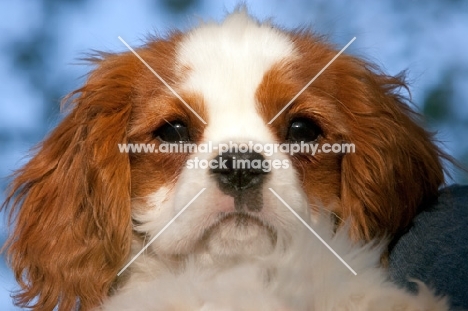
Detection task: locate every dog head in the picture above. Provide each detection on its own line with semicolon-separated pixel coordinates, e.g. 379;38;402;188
2;11;445;310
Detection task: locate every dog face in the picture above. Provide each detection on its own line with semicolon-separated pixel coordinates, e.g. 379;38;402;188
2;11;445;310
131;14;309;259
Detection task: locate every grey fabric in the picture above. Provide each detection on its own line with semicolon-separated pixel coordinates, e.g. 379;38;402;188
389;185;468;309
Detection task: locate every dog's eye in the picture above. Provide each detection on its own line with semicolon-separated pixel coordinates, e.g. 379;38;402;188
153;121;190;142
286;117;322;142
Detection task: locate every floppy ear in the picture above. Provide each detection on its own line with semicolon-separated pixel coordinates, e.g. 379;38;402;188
338;61;446;241
2;52;138;310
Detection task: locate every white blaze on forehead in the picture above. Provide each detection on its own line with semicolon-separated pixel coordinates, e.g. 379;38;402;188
176;12;296;142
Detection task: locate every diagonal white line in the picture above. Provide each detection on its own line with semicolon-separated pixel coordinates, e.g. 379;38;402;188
268;188;357;275
118;36;207;125
268;37;356;124
117;188;206;276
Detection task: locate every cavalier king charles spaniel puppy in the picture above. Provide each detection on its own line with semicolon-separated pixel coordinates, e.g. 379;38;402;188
2;10;450;311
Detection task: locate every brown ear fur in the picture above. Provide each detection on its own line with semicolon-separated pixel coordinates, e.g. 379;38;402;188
290;32;446;241
1;52;139;310
337;58;446;241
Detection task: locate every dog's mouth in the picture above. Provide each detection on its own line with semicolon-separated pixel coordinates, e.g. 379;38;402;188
197;212;278;257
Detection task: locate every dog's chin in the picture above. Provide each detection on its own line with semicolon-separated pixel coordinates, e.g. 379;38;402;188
199;212;277;258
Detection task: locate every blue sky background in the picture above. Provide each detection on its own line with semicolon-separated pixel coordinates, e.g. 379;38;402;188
1;0;467;308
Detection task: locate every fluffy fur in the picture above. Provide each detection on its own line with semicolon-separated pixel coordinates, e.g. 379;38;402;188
2;10;449;310
101;215;449;311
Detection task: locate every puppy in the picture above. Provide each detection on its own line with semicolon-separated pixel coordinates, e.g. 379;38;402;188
2;10;448;310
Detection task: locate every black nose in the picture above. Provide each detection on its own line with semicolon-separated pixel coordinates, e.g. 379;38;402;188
210;151;268;195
